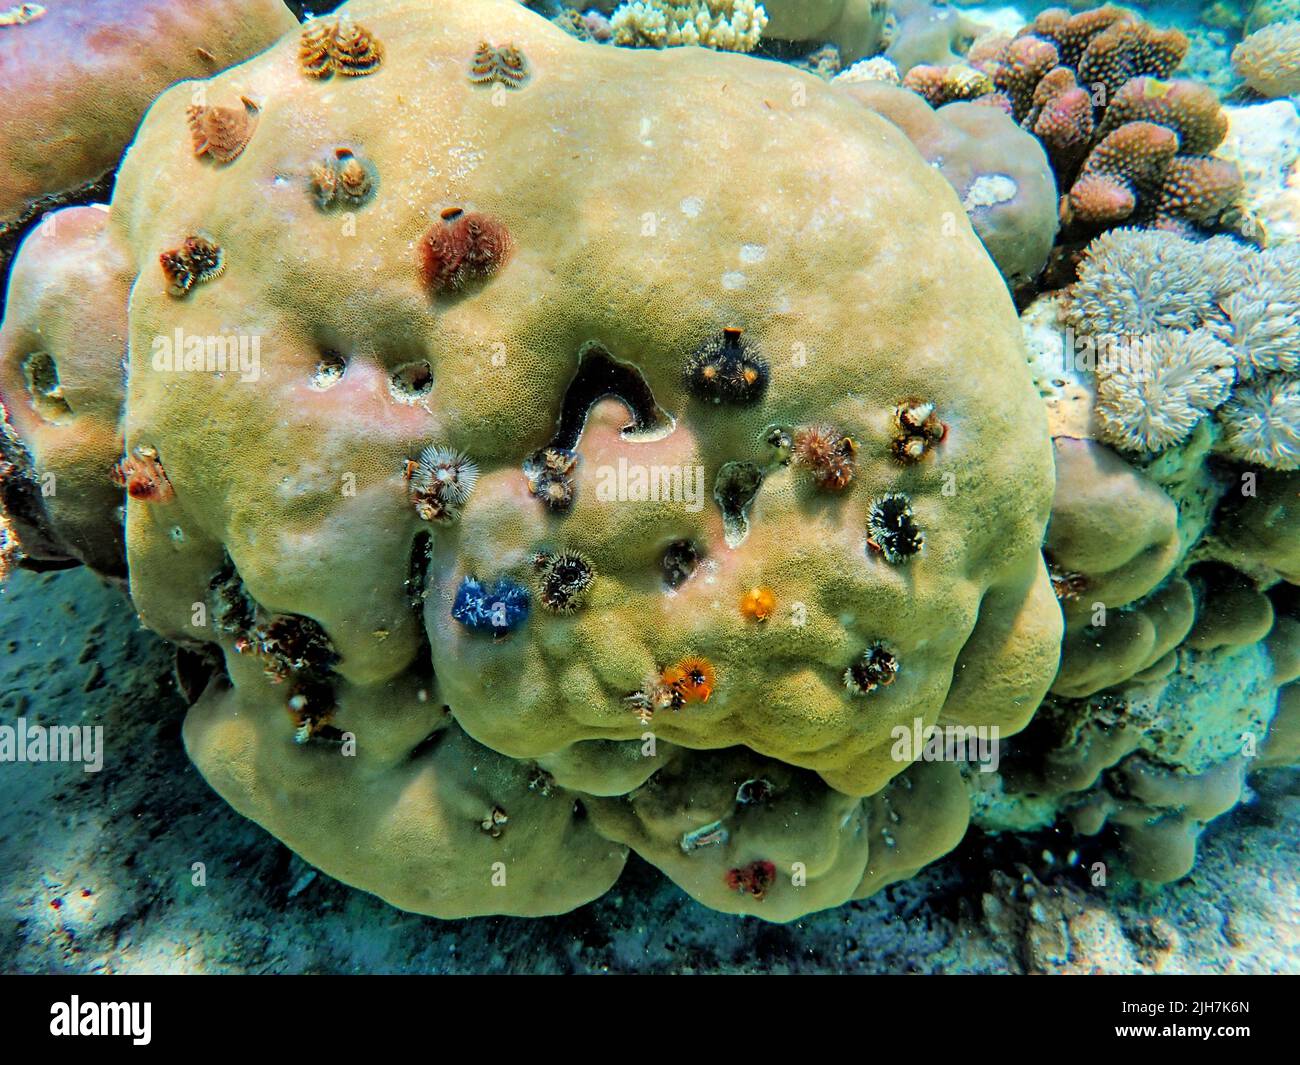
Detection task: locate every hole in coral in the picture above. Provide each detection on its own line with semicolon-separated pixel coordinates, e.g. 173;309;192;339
21;352;71;421
389;360;433;403
311;350;347;390
405;531;433;612
714;461;764;548
551;344;673;452
662;539;701;590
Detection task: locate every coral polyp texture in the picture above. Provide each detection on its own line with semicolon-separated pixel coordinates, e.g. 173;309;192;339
0;0;1069;921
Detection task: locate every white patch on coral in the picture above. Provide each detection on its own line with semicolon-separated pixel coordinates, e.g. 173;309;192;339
1219;100;1300;246
679;196;703;218
739;243;766;263
961;174;1018;212
721;271;746;290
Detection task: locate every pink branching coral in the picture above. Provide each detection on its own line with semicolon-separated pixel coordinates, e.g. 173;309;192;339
969;7;1241;234
901;62;994;106
1062;121;1178;227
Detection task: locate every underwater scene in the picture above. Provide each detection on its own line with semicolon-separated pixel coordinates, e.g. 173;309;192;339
0;0;1297;985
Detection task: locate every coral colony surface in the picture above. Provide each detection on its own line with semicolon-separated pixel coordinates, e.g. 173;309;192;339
0;0;1298;970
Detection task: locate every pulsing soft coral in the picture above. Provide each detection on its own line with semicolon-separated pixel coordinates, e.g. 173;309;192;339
405;445;479;523
625;656;715;724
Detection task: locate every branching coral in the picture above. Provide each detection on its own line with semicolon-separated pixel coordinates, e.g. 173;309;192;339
968;7;1242;235
610;0;768;52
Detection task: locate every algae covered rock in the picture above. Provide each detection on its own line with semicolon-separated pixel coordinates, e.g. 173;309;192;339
2;0;1059;920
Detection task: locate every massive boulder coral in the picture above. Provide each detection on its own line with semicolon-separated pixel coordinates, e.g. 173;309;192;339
0;206;131;576
0;0;1063;920
0;0;297;272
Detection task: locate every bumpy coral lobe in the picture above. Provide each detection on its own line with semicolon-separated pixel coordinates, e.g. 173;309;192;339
30;0;1061;921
